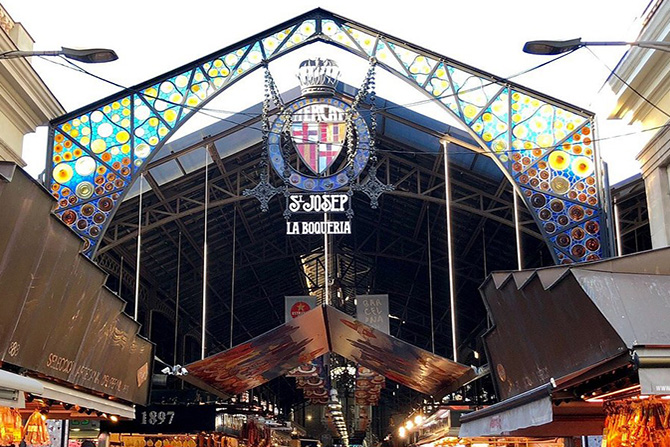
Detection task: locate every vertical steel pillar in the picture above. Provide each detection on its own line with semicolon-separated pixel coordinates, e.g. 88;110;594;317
614;199;623;256
201;154;209;360
134;174;144;321
441;140;458;362
513;190;523;270
174;231;181;366
427;205;435;354
230;209;237;348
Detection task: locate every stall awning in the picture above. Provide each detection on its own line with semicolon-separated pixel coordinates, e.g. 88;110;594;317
459;384;553;437
460;384;605;437
0;370;43;407
481;247;670;402
636;347;670;394
184;305;476;399
463;248;670;437
36;380;135;419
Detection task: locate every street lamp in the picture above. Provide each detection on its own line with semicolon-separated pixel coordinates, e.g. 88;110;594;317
0;47;118;63
523;38;670;55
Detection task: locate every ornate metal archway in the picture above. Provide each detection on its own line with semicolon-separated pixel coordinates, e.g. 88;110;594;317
46;8;612;263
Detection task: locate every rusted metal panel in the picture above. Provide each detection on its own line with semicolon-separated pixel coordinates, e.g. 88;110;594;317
326;306;475;398
186;305;330;396
0;164;153;405
481;271;627;401
573;269;670;346
186;305;475;398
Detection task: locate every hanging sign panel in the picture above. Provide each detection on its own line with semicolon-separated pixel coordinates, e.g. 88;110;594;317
285;193;353;236
355;295;390;334
286;218;351;235
285;296;318;323
288;194;351;214
101;404;217;433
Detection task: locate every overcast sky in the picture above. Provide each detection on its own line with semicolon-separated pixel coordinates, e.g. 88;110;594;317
3;0;653;182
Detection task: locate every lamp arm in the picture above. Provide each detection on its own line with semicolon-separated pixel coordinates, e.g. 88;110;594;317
0;50;63;59
581;40;670;53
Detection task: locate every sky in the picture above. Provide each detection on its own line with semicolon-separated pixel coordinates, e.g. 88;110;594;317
3;0;653;183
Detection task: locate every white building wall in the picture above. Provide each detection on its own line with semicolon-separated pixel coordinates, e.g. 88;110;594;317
608;0;670;248
0;3;63;166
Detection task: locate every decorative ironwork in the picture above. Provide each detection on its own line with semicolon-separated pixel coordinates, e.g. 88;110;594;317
297;58;340;96
353;164;394;209
46;8;610;263
242;171;283;212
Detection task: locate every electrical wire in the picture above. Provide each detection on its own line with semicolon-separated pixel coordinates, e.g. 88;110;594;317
585;46;670;120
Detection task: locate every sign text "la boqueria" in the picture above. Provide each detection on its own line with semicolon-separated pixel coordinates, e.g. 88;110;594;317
287;220;351;235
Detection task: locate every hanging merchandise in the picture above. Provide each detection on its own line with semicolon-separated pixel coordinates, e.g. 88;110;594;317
240;420;271;447
0;407;23;446
602;397;670;447
23;410;50;447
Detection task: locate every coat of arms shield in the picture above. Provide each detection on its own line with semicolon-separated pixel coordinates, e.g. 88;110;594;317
291;103;347;175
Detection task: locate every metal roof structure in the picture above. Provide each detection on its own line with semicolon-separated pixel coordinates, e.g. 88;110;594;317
91;86;551;415
41;8;617;435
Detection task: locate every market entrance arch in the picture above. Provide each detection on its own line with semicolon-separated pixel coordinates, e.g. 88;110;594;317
47;8;611;265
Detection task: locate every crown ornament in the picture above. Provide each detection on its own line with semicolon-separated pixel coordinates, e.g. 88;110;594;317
297;58;340;96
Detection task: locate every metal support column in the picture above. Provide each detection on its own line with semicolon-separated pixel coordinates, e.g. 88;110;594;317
201;154;209;360
513;189;523;270
230;209;237;348
134;174;144;321
614;199;623;256
441;140;458;362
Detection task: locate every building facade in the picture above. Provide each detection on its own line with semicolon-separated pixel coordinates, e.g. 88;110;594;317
0;3;63;165
608;0;670;248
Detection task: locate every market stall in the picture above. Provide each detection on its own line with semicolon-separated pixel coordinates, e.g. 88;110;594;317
459;248;670;439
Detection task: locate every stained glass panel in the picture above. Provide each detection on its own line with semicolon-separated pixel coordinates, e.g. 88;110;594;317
46;10;608;262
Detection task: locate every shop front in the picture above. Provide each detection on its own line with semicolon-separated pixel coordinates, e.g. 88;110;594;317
101;403;297;447
0;164;154;443
458;247;670;441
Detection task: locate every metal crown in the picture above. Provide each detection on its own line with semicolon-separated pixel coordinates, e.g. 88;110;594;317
297;58;340;96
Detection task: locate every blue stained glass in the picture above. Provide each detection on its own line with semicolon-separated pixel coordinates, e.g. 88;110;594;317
229;41;263;82
511;90;586;158
321;20;357;50
340;25;377;56
262;26;297;58
470;89;510;164
281;20;317;52
424;63;460;116
202;46;250;89
385;42;438;86
375;40;409;76
178;68;211;120
449;67;501;124
45;10;606;262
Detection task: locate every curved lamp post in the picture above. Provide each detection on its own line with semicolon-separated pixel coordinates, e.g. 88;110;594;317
523;38;670;55
0;47;118;63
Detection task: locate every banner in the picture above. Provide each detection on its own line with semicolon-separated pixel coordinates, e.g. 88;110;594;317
285;296;318;323
356;295;390;334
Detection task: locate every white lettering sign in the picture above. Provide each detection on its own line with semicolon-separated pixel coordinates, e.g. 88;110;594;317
286;220;351;235
288;194;349;213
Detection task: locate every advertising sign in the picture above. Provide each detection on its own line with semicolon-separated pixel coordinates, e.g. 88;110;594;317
285;296;318;323
355;295;390;334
